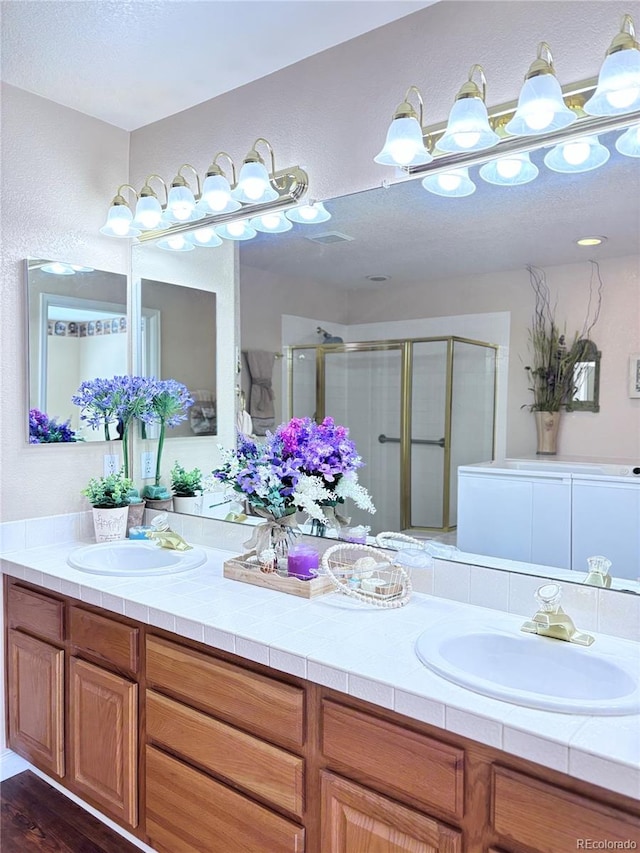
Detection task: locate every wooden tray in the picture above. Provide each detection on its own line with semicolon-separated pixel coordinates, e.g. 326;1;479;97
223;551;334;599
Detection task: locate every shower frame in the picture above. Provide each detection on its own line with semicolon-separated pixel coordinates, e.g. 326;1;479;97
287;336;498;533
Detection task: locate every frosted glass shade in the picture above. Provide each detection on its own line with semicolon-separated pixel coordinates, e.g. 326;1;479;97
506;74;577;136
285;202;331;224
421;168;476;197
99;205;141;238
544;136;610;173
584;49;640;116
215;220;257;240
438;98;500;153
249;212;293;233
374;116;433;166
185;227;224;247
198;174;241;213
166;185;204;223
156;234;195;252
479;152;539;185
231;160;278;203
615;123;640;156
132;195;163;230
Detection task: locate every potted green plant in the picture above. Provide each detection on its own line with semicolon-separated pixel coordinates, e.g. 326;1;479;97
170;461;203;515
82;470;134;542
524;265;601;455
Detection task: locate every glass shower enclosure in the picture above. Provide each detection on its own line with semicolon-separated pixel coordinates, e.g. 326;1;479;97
288;337;497;534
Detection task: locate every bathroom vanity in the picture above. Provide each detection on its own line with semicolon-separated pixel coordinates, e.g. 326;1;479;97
3;536;640;853
457;458;640;578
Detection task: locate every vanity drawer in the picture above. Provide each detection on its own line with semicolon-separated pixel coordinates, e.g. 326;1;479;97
8;584;65;644
491;766;640;852
146;745;305;853
69;606;138;674
146;635;305;749
147;690;304;816
322;700;464;819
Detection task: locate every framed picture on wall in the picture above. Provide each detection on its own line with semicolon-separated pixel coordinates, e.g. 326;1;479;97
629;354;640;398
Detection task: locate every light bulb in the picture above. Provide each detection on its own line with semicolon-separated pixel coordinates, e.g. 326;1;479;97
562;140;591;166
524;105;555;131
451;130;481;150
192;228;215;243
388;138;420;166
606;86;640;109
242;178;266;201
173;202;193;221
206;191;230;211
438;173;462;192
168;235;187;250
496;158;523;179
300;206;319;221
260;214;281;230
111;216;131;236
228;220;246;237
133;195;162;230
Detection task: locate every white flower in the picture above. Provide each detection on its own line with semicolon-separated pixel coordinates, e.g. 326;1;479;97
335;473;376;514
292;474;332;522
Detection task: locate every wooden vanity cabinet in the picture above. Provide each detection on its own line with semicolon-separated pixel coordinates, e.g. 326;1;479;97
145;635;306;852
4;580;140;832
7;628;65;778
5;577;640;853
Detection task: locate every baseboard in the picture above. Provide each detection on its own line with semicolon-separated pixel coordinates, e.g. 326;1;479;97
8;761;156;853
0;748;29;781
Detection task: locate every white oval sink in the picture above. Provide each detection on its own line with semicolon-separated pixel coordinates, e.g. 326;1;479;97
68;540;207;576
415;620;640;715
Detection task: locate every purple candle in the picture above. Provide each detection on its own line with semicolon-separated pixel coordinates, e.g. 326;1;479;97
287;543;320;580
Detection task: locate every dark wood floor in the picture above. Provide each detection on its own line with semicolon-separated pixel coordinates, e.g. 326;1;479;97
1;771;141;852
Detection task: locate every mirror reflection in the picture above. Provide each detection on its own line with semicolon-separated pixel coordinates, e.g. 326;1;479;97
26;259;127;442
130;124;639;593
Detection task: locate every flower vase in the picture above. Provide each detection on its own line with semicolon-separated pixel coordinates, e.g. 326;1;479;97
92;506;129;543
535;411;561;456
244;512;301;576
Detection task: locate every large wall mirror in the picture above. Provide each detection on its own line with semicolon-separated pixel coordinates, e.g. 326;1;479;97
128;120;638;596
26;259;128;442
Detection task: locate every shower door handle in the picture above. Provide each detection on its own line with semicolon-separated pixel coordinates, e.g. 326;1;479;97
378;434;445;448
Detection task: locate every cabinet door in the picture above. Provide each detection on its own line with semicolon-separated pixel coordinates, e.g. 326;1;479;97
146;745;305;853
8;629;64;777
69;657;138;828
572;479;640;578
321;772;461;853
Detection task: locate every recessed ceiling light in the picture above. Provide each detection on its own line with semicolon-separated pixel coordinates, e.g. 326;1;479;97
366;274;391;282
576;236;607;247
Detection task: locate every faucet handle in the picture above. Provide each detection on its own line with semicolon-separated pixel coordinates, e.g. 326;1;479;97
535;582;562;613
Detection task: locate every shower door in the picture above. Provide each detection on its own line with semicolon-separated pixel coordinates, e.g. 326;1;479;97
322;345;404;534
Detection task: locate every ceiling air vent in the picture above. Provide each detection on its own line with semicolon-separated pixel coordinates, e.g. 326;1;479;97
304;231;354;244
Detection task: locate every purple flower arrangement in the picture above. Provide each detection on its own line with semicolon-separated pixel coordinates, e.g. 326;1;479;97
29;409;78;443
213;417;375;522
72;376;193;483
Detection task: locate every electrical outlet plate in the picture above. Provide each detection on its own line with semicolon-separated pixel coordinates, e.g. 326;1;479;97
103;454;119;477
141;451;155;479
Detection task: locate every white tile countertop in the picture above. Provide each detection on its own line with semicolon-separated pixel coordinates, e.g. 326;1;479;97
2;538;639;801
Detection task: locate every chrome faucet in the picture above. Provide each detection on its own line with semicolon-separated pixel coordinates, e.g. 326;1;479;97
521;583;594;646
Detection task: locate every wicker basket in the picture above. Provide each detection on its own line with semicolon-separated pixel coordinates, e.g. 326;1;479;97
320;543;412;608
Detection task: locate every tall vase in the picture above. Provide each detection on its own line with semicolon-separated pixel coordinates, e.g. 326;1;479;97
535;411;561;456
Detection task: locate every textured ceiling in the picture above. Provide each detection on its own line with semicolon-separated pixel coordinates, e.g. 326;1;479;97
239;128;640;289
0;0;434;130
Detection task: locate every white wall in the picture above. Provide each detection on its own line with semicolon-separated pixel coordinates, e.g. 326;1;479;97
1;84;130;522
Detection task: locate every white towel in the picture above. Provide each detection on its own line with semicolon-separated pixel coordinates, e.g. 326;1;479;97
236;409;253;436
